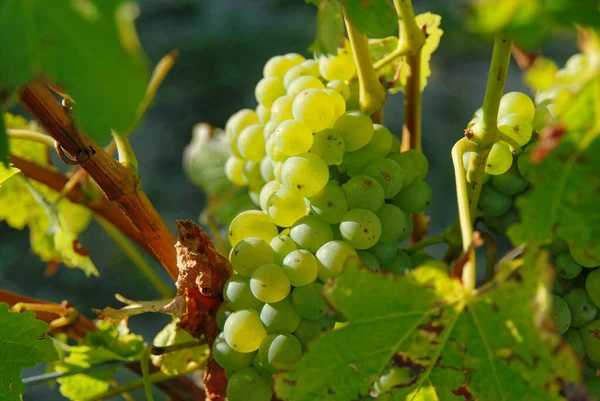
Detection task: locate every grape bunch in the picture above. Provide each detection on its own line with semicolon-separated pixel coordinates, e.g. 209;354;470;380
216;46;431;401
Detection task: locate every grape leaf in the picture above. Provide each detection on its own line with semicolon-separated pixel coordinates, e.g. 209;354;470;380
308;0;344;55
341;0;397;39
0;0;149;144
0;303;58;401
275;249;579;401
151;320;208;375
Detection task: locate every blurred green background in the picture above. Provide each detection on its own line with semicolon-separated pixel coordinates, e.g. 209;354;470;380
0;1;576;399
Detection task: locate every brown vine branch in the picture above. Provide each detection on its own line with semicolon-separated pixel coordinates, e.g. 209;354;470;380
18;82;178;280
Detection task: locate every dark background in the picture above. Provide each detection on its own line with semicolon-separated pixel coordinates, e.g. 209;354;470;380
0;1;576;400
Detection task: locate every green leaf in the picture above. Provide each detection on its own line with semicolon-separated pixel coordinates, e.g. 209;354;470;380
0;0;149;143
541;0;600;28
275;249;579;401
0;303;58;401
341;0;397;39
151;320;208;375
309;0;344;55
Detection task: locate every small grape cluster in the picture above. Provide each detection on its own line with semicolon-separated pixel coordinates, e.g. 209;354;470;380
216;47;431;401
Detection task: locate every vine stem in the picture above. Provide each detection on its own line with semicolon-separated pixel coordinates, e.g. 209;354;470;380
402;231;448;254
7;129;55;147
342;4;386;120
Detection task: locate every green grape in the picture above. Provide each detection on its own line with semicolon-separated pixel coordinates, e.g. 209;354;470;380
274;120;313;157
238;124;266;162
334;111;374;152
389;134;401;154
553;277;574;296
404;150;428;180
300;59;321;76
281;153;329;197
586;270;600;308
227;109;260;157
411;252;435;267
243;161;265;190
369;125;393;157
282;249;319;287
287;75;325;97
368;242;398;266
226;367;273;401
270;95;295;125
292;89;336;133
376;204;410;243
517;146;537;183
551;294;572;334
266;134;288;163
216;303;233;331
283;63;319;88
484;207;520;236
564;289;597;328
386;153;417;187
259;156;274;182
259;180;280;211
532;100;554;132
224;310;267;353
248;189;260;207
555;252;583;280
294;315;336;347
318;50;355;81
270;234;298;265
391;179;432;214
383;251;412;274
230;238;275;277
253;352;274;377
477;184;512;217
341;144;379;176
266;188;307;227
308;183;348;224
225;155;248;186
564;328;586;357
290;215;334;253
229;210;278;247
263;120;277;140
255;77;286;107
213;333;255;372
485;141;513;175
292;282;328;320
580;320;600;362
498;91;535;121
326;79;351;101
498;113;533;147
258;333;302;371
316;240;360;280
357;250;380;272
310;128;346;166
490;167;528;195
273;161;283;182
339;209;382;250
342;175;385;212
549;238;569;257
374;368;413;393
250;263;291;303
585;375;600;396
363;157;406;199
263;54;303;79
570;246;600;268
256;104;271;124
324;88;346;118
260;295;301;333
224;275;262;311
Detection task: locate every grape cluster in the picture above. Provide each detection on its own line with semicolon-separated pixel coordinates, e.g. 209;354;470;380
217;47;431;401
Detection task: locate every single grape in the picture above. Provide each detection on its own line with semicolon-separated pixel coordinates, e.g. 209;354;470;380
263;55;302;79
284;64;319;88
532;100;555;132
318;49;356;81
368;242;398;266
300;59;321;77
270;234;298;265
389;135;401;154
391;179;432;214
259;156;274;182
341;144;380;177
308;183;348;224
376;204;410;243
292;89;336;133
310;128;346;166
563;289;597;328
498;91;535;121
363;157;406;198
225;155;248;186
334;111;374;152
253;352;274;377
238;124;266;162
243;160;265;190
369;125;393;157
229;210;278;247
255;77;286;107
226;109;261;154
258;333;302;371
553;277;574;296
323;88;346;118
256;104;271;124
282;249;319;287
580;320;600;363
224;310;267;353
383;251;413;274
294;315;336;347
586;269;600;308
266;134;288;163
213;333;256;372
259;180;281;211
270;95;295;125
226;367;273;401
342;175;385;212
274;120;313;157
316;240;360;280
477;184;512;217
555;252;583;280
260;295;301;333
281;153;329;197
498;113;533;147
564;328;586;357
339;209;382;250
484;207;520;236
386;153;417;187
290;215;334;253
287;75;325;97
570;246;600;268
517;145;537;183
263;120;277;140
404;150;429;180
224;275;262;311
490;167;528;195
485;141;513;175
230;238;275;277
549;238;569;257
326;80;350;101
292;282;328;320
250;264;291;303
216;303;233;331
551;294;572;334
357;250;380;272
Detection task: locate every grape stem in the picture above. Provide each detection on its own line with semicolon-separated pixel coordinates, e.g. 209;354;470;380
402;231;448;254
342;4;386;120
